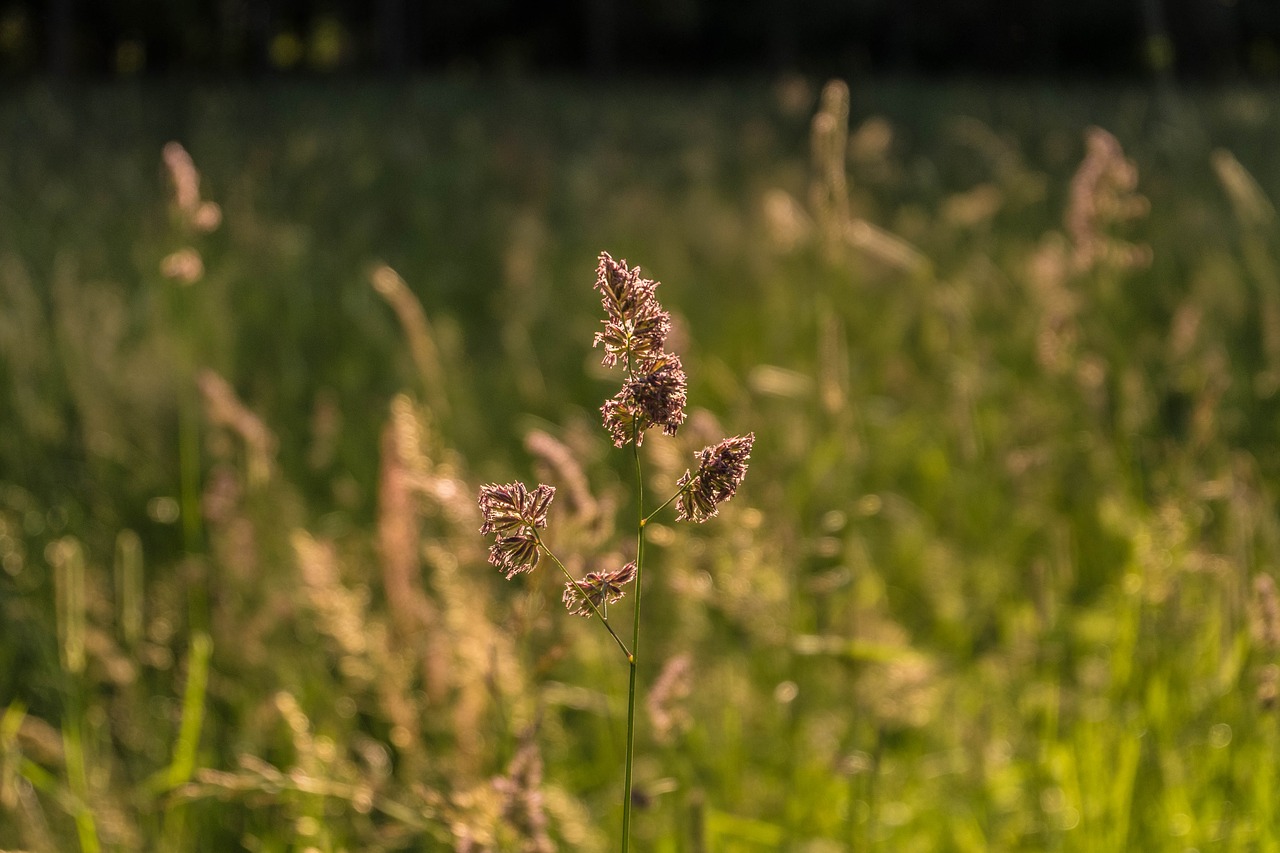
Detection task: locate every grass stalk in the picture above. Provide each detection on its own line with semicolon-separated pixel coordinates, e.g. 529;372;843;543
178;389;207;634
53;538;86;676
114;529;144;648
141;635;214;801
61;715;101;853
538;538;631;659
621;437;646;852
168;632;213;791
150;632;212;846
52;537;98;850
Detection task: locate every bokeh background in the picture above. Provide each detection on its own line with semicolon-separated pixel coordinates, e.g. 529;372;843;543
6;0;1280;79
4;2;1280;851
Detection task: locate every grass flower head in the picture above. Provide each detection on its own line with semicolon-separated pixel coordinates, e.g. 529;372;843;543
601;352;689;447
676;433;755;523
478;482;555;578
563;561;638;617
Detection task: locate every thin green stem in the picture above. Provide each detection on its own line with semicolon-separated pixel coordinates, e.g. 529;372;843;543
643;485;689;525
167;632;212;790
62;714;101;853
536;533;632;660
621;436;645;853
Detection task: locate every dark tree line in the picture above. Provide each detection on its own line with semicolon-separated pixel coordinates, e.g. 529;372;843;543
8;0;1280;79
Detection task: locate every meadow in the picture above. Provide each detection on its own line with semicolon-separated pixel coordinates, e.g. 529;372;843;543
2;75;1280;850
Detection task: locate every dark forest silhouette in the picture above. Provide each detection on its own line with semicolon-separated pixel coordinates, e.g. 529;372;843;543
11;0;1280;79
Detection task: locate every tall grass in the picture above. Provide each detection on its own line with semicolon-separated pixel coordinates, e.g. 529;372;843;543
2;77;1280;849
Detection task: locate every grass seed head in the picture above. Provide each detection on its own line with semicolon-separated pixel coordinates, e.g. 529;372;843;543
478;483;555;578
676;433;755;523
562;561;637;617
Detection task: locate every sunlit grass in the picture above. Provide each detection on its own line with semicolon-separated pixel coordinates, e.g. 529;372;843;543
3;77;1280;850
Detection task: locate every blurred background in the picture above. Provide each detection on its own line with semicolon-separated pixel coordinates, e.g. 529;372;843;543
5;2;1280;852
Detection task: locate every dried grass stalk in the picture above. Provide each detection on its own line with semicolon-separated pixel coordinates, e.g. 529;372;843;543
197;370;276;487
371;265;451;421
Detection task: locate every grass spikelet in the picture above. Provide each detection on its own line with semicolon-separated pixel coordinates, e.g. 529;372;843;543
377;410;425;635
760;188;813;252
50;537;86;675
292;530;378;683
525;429;599;530
159;142;219;290
377;407;451;704
0;254;62;446
492;732;554;853
422;539;529;773
196;370;276;487
817;309;850;415
113;530;144;649
161;142;203;221
809;79;851;246
849;115;893;165
159;248;204;285
391;393;433;484
1252;574;1280;655
845;218;930;276
371;264;451;422
389;393;476;525
1027;233;1078;374
1065;126;1151;272
1212;148;1276;228
646;654;693;745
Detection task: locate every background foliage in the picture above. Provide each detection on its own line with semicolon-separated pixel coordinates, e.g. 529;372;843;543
3;76;1280;849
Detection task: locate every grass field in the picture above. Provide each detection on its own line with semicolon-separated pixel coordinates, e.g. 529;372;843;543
3;76;1280;851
